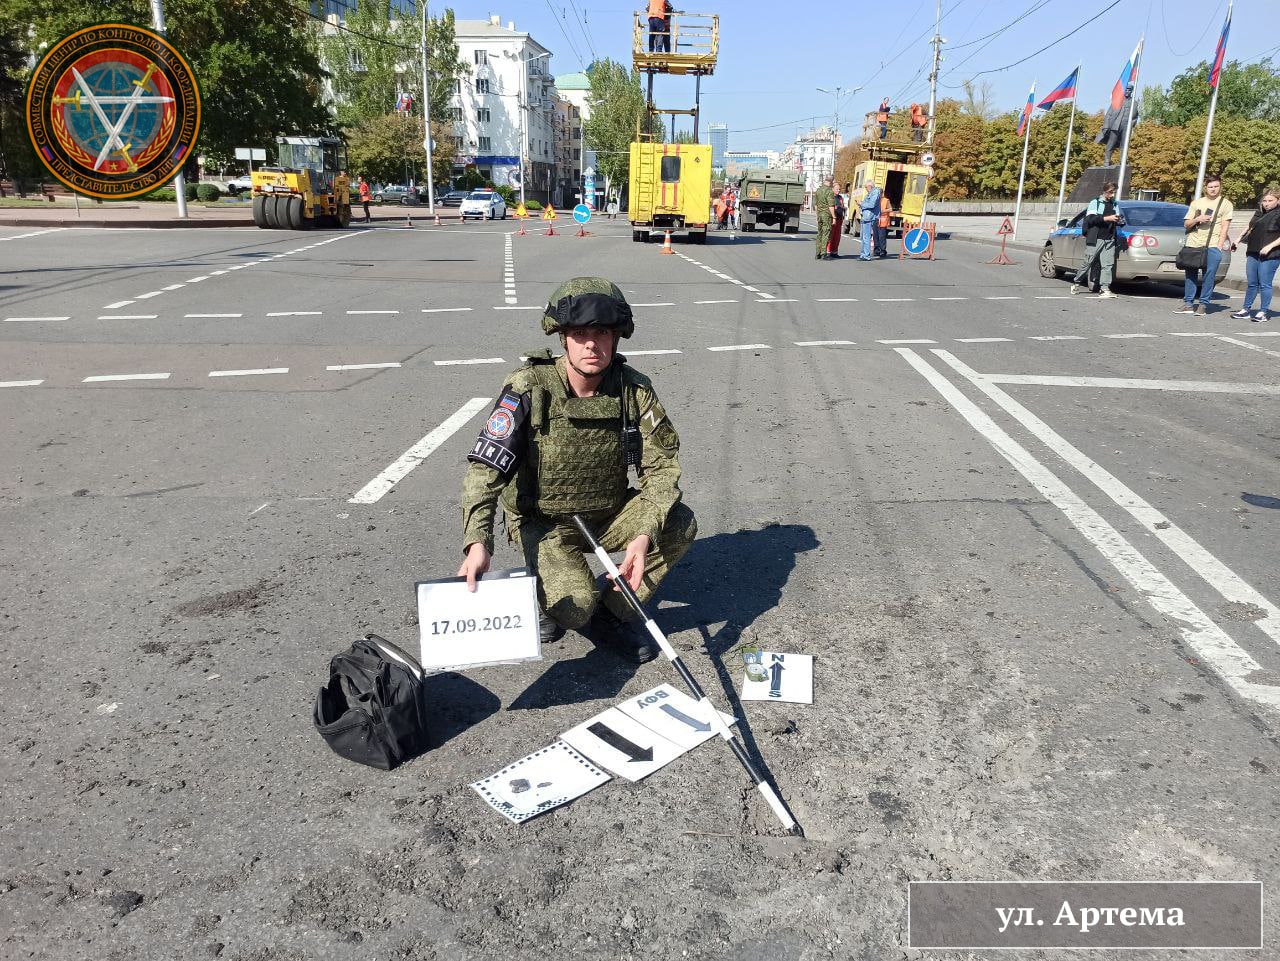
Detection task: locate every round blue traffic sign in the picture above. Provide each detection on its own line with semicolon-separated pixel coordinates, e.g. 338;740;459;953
904;228;930;255
572;203;592;224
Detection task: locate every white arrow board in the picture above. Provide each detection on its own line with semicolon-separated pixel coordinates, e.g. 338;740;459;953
472;741;610;824
616;683;737;751
740;652;813;704
560;707;684;782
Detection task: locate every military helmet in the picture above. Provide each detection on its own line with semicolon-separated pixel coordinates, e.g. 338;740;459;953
542;276;634;338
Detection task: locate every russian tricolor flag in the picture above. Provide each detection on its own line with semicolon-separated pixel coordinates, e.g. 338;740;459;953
1036;68;1079;112
1110;41;1142;111
1209;6;1231;90
1016;85;1035;138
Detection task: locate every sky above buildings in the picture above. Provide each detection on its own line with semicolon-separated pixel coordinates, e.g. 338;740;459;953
449;1;1276;151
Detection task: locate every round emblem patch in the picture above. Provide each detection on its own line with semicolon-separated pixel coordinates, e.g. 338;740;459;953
485;409;514;439
25;23;201;200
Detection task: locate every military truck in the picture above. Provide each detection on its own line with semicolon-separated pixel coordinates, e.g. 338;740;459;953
737;169;805;232
628;142;712;243
251;136;352;230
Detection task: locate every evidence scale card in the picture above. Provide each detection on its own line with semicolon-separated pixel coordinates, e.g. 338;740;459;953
560;707;686;782
615;683;737;752
471;741;611;824
740;652;814;704
416;568;539;672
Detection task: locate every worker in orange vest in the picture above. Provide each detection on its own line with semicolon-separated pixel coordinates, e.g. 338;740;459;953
713;192;728;230
648;0;674;53
358;176;372;223
877;98;891;140
875;192;893;258
910;103;928;142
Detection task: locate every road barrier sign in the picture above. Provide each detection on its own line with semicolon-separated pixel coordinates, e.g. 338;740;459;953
515;202;528;218
997;216;1014;235
900;224;936;261
572;203;591;224
543;204;558;236
990;217;1017;265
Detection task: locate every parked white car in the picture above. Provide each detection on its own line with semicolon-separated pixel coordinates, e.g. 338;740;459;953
459;190;507;220
223;175;254;196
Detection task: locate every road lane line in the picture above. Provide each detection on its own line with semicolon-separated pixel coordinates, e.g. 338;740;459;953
185;276;209;283
503;232;517;305
1103;333;1157;338
625;349;683;355
878;339;935;344
102;300;135;309
929;296;968;301
956;337;1013;343
347;310;400;315
267;311;322;316
208;368;289;378
327;363;403;371
434;357;505;366
83;372;170;382
936;348;1280;656
632;302;676;307
875;298;915;302
185;313;242;318
984;374;1280;394
422;307;474;313
985;296;1021;300
1217;335;1280;360
759;299;799;303
349;397;490;505
5;316;68;322
707;343;771;352
96;314;156;320
794;340;855;346
134;291;163;299
492;305;540;311
1239;331;1280;337
817;298;858;302
0;227;64;243
161;284;185;291
1;379;44;388
1028;335;1087;340
901;347;1280;713
694;299;738;304
1169;331;1216;337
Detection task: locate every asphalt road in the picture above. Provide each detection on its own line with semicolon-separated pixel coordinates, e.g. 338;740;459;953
2;218;1277;961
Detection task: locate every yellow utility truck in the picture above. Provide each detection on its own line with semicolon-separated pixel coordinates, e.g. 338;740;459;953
850;112;932;236
628;142;712;244
251;136;351;230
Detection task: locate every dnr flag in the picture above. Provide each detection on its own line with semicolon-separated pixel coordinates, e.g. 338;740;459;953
1036;68;1079;112
1016;85;1035;138
1209;5;1231;90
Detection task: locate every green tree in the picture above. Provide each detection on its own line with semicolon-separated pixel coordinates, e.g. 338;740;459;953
583;58;660;196
1142;58;1280;126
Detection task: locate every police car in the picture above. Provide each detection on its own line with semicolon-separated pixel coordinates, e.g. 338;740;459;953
459;190;507;220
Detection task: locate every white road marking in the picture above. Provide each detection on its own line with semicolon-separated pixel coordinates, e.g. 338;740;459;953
1028;335;1087;341
956;337;1013;343
185;313;242;318
929;296;968;301
134;291;163;300
632;302;676;307
83;372;170;382
1239;331;1280;337
161;283;185;291
985;296;1021;300
422;307;474;313
349;397;490;505
817;298;859;302
795;340;855;346
874;298;915;302
347;310;399;315
503;232;517;304
492;305;540;311
102;300;135;309
1;379;43;388
625;349;683;355
434;357;505;366
937;349;1280;658
96;314;156;320
0;227;64;243
327;362;403;371
707;343;771;352
1103;333;1157;338
759;298;799;303
984;374;1280;394
250;502;271;515
1217;335;1280;360
878;338;936;344
1169;331;1217;337
5;316;68;322
267;311;321;317
208;368;289;378
694;299;738;304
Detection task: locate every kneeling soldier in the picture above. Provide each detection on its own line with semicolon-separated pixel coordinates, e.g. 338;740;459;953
458;277;697;663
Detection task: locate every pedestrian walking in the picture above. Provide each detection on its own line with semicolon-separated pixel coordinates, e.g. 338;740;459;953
607;196;619;219
1069;181;1123;298
910;103;928;143
1176;173;1234;315
713;192;728;230
358;176;372;223
877;98;891;140
875;191;892;258
813;177;836;260
458;277;697;663
827;188;846;258
648;0;674;53
859;181;882;261
1231;185;1280;322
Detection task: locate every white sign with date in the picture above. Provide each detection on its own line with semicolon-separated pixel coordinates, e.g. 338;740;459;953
416;568;540;672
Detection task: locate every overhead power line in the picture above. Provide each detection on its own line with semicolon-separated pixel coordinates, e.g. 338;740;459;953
957;0;1127;81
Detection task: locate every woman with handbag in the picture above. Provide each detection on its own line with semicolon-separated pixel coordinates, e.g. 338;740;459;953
1230;186;1280;323
1176;173;1233;316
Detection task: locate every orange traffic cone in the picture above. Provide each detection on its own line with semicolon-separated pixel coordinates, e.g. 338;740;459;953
659;230;674;254
433;210;441;226
517;219;527;236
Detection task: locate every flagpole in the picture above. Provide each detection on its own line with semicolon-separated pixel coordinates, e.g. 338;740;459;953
1013;83;1034;241
1055;66;1080;225
1194;0;1230;200
1116;37;1143;201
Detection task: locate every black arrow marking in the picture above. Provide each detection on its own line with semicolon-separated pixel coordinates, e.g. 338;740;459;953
588;722;654;762
769;661;784;698
660;703;711;733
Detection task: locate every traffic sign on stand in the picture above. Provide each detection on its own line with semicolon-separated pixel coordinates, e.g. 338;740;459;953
572;203;592;237
900;224;936;261
990;217;1017;265
997;216;1014;235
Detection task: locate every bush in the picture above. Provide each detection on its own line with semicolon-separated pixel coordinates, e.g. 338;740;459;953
184;182;198;202
493;184;516;206
195;183;221;202
523;199;543;211
142;187;177;202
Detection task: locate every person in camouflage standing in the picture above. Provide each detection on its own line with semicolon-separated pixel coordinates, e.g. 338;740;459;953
458;277;697;663
813;177;836;260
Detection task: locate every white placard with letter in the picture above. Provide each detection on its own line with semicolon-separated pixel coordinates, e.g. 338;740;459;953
740;651;813;704
416;568;540;672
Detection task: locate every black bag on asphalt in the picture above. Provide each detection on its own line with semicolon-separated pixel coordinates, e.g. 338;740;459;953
314;633;430;770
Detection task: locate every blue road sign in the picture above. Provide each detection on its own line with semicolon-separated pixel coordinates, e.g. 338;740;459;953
572;203;592;224
904;227;930;255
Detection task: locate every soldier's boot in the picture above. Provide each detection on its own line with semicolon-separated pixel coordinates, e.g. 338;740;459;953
539;610;566;644
587;605;657;664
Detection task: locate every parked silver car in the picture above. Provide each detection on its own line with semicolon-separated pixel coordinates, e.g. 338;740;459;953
1039;201;1231;285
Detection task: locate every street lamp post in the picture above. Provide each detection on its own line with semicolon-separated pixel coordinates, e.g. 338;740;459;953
816;85;862;181
420;0;435;213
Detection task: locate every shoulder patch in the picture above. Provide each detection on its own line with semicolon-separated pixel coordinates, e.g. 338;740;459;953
468;390;529;474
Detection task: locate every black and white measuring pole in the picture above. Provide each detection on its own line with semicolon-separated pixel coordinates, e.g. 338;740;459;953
571;514;803;837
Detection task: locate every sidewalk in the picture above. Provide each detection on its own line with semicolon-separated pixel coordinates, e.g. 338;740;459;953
0;198;465;229
933;213;1247;291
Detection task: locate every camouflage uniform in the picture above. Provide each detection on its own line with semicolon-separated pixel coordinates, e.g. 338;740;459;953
813;183;836;258
461;278;696;630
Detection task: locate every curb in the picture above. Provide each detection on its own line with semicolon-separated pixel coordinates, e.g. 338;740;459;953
0;216;254;228
938;230;1248;293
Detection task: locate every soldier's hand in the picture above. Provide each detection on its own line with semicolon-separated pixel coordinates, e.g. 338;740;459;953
616;534;651;592
458;542;491;592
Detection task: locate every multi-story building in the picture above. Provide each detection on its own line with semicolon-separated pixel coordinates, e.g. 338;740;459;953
312;0;413;16
723;150;779;179
707;123;729;169
782;126;837;192
450;16;556;202
551;97;583;209
555;71;598;202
